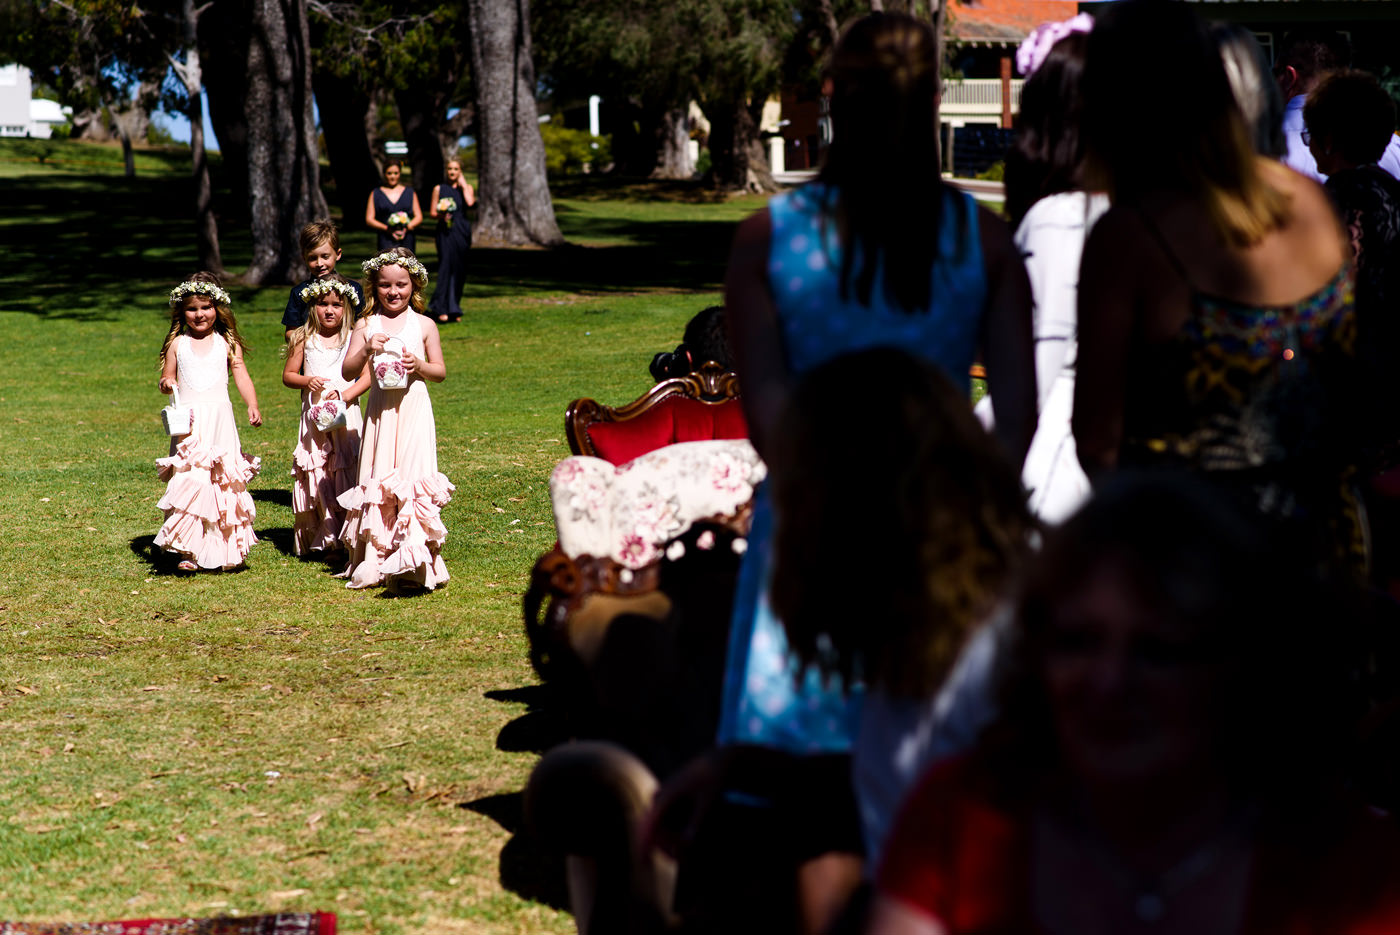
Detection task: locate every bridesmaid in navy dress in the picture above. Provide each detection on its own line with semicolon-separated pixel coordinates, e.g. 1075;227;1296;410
364;159;423;253
428;159;476;323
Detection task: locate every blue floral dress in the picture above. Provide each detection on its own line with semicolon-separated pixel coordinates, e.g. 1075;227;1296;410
717;183;988;753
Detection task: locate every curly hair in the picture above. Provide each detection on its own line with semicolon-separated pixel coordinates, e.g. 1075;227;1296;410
361;247;427;318
159;271;247;372
769;348;1035;699
1305;69;1398;167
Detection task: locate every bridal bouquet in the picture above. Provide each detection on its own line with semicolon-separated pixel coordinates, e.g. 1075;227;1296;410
436;197;457;229
387;211;410;230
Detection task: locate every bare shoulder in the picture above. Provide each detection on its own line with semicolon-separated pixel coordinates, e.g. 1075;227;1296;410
418;315;441;341
732;207;773;254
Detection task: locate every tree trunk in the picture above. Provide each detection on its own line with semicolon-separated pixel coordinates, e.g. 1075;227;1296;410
395;83;448;204
314;68;381;227
651;106;694;180
464;0;563;247
174;0;223;273
242;0;329;285
201;0;252;213
707;96;777;193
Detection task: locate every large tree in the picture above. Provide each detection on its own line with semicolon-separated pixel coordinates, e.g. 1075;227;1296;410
203;0;326;285
168;0;222;272
0;0;171;178
464;0;562;247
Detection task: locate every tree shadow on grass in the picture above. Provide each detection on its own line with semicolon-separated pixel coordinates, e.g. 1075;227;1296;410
0;175;252;320
461;790;570;914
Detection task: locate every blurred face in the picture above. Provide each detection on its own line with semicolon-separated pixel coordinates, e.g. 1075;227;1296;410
305;241;341;278
384;164;401;186
183;295;217;337
313;293;346;333
374;264;413;314
1042;562;1222;787
1305;126;1341;175
446;160;461;182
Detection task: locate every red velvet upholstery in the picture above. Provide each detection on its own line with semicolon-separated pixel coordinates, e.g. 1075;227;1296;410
584;397;748;465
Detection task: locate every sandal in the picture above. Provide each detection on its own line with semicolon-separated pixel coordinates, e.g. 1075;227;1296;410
177;560;198;572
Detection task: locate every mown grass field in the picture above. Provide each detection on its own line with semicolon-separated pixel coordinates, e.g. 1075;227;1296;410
0;137;765;933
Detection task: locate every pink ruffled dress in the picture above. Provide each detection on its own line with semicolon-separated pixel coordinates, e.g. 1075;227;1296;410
155;334;261;569
291;334;364;555
337;313;454;589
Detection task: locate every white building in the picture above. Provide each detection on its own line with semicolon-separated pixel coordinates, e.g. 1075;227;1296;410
0;65;72;139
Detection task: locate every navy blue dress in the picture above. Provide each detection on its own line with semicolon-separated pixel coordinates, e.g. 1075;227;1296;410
429;180;471;322
372;187;417;253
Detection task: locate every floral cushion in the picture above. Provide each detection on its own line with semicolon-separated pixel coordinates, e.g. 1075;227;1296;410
586;397;749;465
550;439;766;568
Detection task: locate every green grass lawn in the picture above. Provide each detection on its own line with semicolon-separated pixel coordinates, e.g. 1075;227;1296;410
0;137;765;933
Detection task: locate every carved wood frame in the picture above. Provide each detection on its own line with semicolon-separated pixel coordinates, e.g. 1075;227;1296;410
564;361;743;457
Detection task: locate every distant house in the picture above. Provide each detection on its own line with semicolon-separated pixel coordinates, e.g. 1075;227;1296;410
0;65;72;139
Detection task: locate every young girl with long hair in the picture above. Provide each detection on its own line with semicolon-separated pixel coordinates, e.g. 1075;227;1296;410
154;272;262;571
336;248;453;591
283;273;371;556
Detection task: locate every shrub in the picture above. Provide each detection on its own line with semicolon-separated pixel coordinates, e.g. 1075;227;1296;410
540;122;611;174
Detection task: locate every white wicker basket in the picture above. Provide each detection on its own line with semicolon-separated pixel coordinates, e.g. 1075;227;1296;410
310;396;348;432
161;386;194;436
373;336;409;389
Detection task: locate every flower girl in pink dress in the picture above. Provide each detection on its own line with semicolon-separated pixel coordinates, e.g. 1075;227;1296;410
337;248;454;591
155;273;262;571
283;273;371;556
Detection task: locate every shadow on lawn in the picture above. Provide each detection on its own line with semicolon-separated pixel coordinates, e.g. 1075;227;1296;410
461;790;571;913
0;175;251;320
1;174;742;319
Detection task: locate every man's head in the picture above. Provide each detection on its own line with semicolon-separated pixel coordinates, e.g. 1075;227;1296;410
1274;27;1350;100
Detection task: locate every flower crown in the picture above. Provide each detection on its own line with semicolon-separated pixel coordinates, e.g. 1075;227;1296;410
1015;13;1093;77
300;278;362;308
362;252;428;286
169;280;231;308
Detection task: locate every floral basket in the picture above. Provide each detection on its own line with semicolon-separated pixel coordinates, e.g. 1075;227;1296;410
161;385;195;436
373;336;409;390
309;396;347;432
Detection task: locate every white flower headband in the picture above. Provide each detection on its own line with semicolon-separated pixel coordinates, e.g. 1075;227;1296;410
362;252;428;286
169;280;231;308
300;278;362;308
1015;13;1093;78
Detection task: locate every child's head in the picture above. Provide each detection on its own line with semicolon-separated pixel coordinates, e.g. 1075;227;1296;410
161;271;247;368
769;347;1035;698
299;220;343;279
361;247;428;317
295;273;361;347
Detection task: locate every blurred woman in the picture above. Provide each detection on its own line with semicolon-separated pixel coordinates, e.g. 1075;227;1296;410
428;159;475;324
663;11;1035;931
365;159;423;253
872;475;1400;934
1072;0;1361;577
1002;27;1106;523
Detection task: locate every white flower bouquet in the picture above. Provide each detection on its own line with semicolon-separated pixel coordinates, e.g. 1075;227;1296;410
436;197;457;229
387;211;410;230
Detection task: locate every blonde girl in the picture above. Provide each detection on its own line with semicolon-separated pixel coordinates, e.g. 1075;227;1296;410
155;272;262;571
283;273;371;556
335;248;454;591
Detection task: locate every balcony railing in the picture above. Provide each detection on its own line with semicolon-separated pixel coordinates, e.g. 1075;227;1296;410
941;78;1024;118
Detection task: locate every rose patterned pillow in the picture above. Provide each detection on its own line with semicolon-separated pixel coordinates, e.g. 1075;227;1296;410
550;439;766;568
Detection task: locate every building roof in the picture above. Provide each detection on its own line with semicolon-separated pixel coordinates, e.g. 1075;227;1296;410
949;0;1082;46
